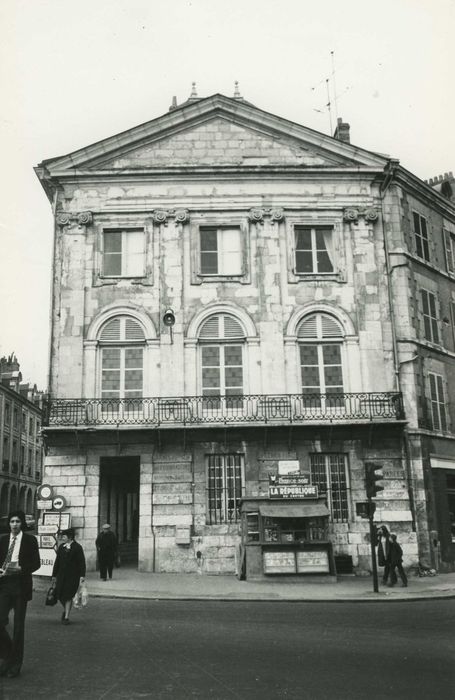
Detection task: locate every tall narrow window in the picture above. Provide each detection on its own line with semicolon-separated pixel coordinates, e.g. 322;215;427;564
99;316;145;398
295;226;334;274
102;229;145;277
200;227;242;275
428;373;447;432
421;289;439;343
444;230;455;274
298;314;344;406
310;454;349;522
207;454;244;524
413;212;430;262
199;314;244;408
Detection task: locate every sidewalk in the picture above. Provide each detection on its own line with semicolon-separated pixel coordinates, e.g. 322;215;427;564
33;567;455;602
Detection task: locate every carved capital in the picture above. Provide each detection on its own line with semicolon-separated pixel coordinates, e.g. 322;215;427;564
56;211;93;227
248;208;265;223
153;210;169;224
174;209;190;224
343;207;378;224
343;208;359;223
270;208;285;223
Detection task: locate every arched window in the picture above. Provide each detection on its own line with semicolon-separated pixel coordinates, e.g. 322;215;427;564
98;316;145;399
297;313;344;404
198;314;245;406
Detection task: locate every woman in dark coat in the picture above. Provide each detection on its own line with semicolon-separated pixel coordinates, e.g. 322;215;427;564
51;528;86;624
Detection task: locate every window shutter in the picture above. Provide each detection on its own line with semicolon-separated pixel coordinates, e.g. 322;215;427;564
199;316;221;339
124;230;145;277
223;315;244;339
100;318;121;342
220;228;242;275
321;315;342;338
444;230;454;273
297;314;342;339
297;315;318;339
125;318;145;341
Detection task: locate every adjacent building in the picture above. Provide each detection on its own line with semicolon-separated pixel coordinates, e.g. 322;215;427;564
0;354;44;517
35;87;454;575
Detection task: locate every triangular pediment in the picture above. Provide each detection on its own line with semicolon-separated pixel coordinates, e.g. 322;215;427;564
38;94;388;177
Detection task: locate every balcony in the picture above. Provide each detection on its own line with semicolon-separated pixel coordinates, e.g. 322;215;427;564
43;392;404;429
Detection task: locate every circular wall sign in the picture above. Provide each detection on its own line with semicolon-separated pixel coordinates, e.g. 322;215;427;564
37;484;53;500
52;496;67;511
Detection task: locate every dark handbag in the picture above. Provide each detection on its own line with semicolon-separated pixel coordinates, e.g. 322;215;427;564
45;584;57;606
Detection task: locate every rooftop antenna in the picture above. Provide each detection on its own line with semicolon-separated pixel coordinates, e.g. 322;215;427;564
331;50;339;121
325;78;333;134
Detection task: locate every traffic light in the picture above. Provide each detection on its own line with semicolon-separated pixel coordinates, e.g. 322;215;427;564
365;462;384;499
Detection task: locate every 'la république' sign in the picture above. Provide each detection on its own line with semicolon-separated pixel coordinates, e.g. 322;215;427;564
268;475;318;499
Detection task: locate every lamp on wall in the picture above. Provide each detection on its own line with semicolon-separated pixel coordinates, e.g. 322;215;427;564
163;309;175;344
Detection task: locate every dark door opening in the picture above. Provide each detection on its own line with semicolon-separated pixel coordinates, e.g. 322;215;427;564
99;456;140;567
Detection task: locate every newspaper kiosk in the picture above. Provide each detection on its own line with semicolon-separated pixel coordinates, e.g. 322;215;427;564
238;496;336;581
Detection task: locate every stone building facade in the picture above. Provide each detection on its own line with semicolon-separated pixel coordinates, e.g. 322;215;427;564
0;354;44;518
35;89;435;576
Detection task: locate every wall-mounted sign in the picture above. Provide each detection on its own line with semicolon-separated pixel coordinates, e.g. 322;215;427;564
269;484;318;499
269;475;310;486
38;524;59;535
37;484;53;500
40;535;57;549
278;460;300;475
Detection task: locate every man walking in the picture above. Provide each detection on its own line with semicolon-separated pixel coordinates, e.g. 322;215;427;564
96;523;118;581
388;533;408;587
0;510;40;678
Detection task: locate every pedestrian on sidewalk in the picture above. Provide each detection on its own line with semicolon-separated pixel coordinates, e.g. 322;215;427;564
388;533;408;587
0;509;40;678
96;524;118;581
377;525;391;585
51;528;86;624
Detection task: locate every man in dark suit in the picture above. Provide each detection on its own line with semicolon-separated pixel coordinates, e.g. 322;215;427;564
0;509;40;678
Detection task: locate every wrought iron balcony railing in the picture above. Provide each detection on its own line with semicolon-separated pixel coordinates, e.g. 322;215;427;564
43;392;404;428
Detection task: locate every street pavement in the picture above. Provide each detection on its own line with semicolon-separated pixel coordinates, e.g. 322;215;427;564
32;566;455;602
1;596;454;699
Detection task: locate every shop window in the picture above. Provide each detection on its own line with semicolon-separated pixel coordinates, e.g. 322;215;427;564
413;212;430;262
102;229;145;277
207;454;244;524
310;454;349;522
199;314;244;409
428;373;447;432
98;316;145;399
199;226;242;276
447;474;455;542
420;289;439;343
444;230;455;275
295;226;334;274
298;314;344;406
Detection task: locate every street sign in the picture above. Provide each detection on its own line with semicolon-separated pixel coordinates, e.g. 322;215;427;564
278;460;300;475
37;499;53;510
40;535;57;549
35;548;57;577
269;475;310;486
43;512;71;530
37;484;53;500
52;495;67;511
38;524;59;535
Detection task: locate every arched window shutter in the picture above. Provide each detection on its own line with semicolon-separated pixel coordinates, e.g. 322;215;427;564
297;316;318;339
100;318;121;342
199;314;245;340
99;316;145;342
125;318;145;340
297;313;343;340
223;315;244;339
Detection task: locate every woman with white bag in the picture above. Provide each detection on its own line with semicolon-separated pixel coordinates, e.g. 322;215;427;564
51;528;86;625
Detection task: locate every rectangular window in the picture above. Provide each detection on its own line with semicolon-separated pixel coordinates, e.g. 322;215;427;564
102;229;145;277
2;436;9;471
444;230;455;274
310;454;349;522
29;417;33;435
413;212;430;261
13;408;18;430
207;454;244;524
295;226;334;274
21;412;26;433
428;373;447;432
3;403;10;427
200;227;242;275
421;289;439;343
101;347;143;399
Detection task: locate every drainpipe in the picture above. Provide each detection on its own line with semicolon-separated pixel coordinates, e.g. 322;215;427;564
379;160;416;531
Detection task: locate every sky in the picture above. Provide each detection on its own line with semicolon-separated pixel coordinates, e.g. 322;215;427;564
0;0;453;389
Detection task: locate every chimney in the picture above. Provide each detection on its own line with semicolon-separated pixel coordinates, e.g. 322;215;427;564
333;117;350;144
168;96;178;112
